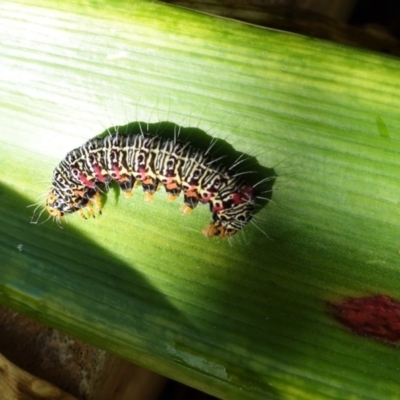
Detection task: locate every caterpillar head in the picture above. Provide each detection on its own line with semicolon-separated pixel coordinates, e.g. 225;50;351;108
46;188;100;220
46;191;67;219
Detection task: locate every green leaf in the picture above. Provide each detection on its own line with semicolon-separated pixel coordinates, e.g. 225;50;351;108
1;0;400;399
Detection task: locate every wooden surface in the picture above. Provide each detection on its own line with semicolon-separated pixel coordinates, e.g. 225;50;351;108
0;352;78;400
94;356;167;400
0;306;167;400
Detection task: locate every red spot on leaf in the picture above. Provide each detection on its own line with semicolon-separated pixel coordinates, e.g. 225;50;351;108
330;295;400;344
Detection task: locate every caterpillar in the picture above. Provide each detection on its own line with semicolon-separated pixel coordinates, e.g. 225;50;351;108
45;121;275;237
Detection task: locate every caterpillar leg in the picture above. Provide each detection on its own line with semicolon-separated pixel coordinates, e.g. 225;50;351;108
118;176;136;197
124;180;141;197
79;208;89;219
181;192;199;213
144;192;154;201
142;178;159;202
180;204;193;214
77;192;102;219
165;182;181;201
180;194;200;214
92;192;102;214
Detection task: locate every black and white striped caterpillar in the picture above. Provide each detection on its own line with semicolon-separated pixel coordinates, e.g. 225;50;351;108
45;121;274;237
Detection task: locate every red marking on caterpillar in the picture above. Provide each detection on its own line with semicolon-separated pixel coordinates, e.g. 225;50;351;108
45;121;275;237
